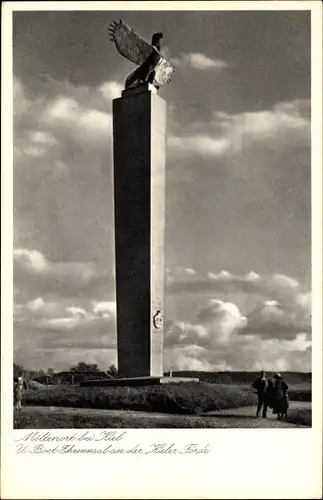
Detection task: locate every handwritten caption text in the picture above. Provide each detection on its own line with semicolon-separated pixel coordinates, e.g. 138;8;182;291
15;431;211;455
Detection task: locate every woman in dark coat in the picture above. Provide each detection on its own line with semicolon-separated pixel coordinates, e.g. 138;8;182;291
273;373;289;420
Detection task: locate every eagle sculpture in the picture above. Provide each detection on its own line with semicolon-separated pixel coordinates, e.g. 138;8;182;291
109;20;175;90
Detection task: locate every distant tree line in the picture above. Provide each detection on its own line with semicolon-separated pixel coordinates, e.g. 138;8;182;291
13;361;119;384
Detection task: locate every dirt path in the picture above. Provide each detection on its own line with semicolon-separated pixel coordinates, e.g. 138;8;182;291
18;402;311;428
203;402;310;427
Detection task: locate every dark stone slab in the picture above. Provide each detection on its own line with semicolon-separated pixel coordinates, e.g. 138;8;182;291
79;376;200;387
80;376;162;387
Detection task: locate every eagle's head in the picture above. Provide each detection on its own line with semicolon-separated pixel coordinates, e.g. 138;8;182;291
151;32;163;47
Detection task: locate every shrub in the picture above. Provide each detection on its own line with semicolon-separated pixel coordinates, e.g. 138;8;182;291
286;407;311;426
26;380;44;390
288;389;311;402
22;382;257;415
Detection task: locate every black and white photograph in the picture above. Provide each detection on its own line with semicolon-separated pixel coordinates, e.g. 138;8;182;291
2;1;322;498
11;5;315;429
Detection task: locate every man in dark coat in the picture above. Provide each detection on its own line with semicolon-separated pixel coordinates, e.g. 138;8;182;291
252;370;268;418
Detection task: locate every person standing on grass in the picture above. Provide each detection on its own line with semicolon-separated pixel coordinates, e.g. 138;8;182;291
273;372;289;420
13;371;27;410
252;370;268;418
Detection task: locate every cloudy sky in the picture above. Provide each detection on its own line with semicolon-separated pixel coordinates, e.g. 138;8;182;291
13;8;311;372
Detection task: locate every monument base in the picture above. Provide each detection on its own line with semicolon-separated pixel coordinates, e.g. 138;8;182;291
121;82;157;97
80;376;199;387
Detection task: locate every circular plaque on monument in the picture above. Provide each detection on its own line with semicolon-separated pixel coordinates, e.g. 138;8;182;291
153;310;163;329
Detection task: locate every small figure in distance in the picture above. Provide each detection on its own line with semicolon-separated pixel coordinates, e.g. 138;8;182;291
252;370;268;418
13;370;27;410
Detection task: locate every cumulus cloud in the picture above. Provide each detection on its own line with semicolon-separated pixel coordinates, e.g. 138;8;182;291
13;77;120;311
13;77;310;374
14;76;121;165
65;306;88;318
165;266;198;286
28;130;57;146
169;99;310;159
164;296;311;372
197;299;247;343
14;248;112;301
14;248;311;371
165;298;246;350
14;248;97;281
239;299;311;339
45;96;80;121
171;53;229;70
163;268;311;371
44;311;114;333
13;247;118;369
14;249;48;272
27;297;45;311
92;301;117;317
43;96;112;143
167;268;311;339
216;102;309;140
165;345;220;372
15;298;65;320
99;81;123;100
14;293;117;370
168;135;231;158
182;267;196;275
14;78;33;117
15;130;59;159
168;269;301;302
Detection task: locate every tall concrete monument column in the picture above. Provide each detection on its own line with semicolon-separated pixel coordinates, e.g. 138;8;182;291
113;84;166;378
109;19;174;381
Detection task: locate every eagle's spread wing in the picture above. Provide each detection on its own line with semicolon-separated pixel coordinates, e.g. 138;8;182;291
109;20;153;66
154;57;175;86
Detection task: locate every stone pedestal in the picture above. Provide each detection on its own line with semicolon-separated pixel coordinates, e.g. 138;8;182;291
80;376;200;387
112;84;166;378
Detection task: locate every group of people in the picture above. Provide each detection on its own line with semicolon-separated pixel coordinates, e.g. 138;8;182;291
252;371;289;420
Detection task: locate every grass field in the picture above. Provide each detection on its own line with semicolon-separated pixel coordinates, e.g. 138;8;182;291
287;388;311;402
21;382;259;415
14;410;225;428
14;402;312;429
21;382;311;412
17;381;311;429
286;407;312;426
